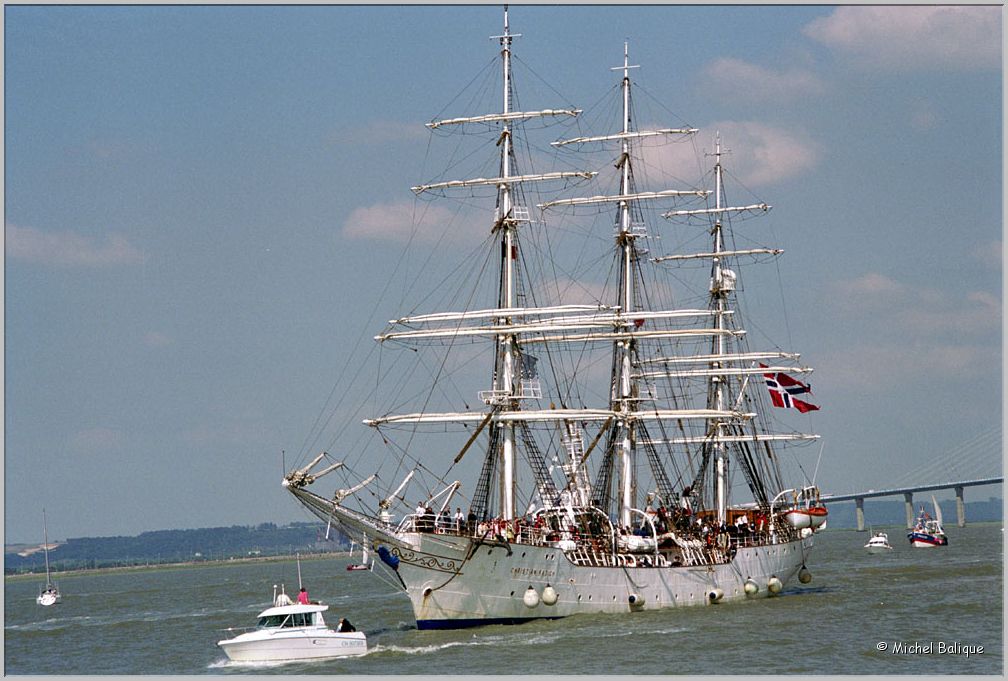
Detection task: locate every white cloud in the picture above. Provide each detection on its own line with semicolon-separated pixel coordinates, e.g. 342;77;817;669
822;272;1001;389
832;272;1001;335
909;105;938;132
821;341;998;391
971;240;1002;270
341;200;485;244
645;121;820;188
833;272;905;298
71;427;125;453
717;122;820;187
329;120;429;145
803;6;1000;71
6;223;145;267
700;57;826;103
143;331;173;348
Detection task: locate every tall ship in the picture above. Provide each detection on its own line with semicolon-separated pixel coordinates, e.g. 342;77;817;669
285;8;826;629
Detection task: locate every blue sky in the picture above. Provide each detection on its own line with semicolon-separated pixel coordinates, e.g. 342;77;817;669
4;4;1002;543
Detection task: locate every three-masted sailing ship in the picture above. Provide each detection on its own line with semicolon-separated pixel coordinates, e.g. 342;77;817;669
285;8;826;629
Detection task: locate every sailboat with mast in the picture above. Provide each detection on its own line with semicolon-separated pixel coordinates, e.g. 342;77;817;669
285;8;824;629
36;509;61;606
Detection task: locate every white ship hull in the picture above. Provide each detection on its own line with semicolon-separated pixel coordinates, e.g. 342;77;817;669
395;533;810;628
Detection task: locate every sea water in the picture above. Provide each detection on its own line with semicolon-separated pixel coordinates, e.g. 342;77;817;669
4;523;1002;675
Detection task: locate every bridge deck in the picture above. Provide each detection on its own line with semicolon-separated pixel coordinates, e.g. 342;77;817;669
821;477;1002;503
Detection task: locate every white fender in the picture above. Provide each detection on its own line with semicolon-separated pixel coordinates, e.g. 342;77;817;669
541;584;558;606
767;576;783;594
743;579;759;596
522;586;540;608
707;588;724;603
798;567;812;584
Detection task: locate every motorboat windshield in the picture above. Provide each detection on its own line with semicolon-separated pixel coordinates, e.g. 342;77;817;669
257;612;318;629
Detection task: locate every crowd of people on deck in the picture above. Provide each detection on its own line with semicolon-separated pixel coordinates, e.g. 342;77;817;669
408;493;775;553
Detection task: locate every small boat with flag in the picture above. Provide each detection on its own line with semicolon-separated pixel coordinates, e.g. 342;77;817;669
907;496;948;547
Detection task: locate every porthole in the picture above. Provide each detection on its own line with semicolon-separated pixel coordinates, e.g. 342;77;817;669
510;591;515;596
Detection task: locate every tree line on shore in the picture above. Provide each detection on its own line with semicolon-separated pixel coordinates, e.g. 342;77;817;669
5;521;349;575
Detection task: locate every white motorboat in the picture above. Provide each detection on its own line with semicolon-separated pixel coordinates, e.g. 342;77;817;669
36;509;61;607
217;588;366;662
864;532;893;553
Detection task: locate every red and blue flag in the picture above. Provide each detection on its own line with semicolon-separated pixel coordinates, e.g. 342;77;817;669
760;364;820;413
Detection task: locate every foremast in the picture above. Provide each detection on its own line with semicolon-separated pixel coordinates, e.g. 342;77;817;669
404;7;589;523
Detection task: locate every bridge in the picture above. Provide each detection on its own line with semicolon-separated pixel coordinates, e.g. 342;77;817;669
822;477;1003;530
819;426;1002;531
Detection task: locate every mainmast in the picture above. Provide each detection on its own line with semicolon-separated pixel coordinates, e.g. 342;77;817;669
614;43;639;529
495;7;519;520
710;135;730;526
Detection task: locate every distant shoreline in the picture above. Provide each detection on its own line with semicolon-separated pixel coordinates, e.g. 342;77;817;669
3;550;349;582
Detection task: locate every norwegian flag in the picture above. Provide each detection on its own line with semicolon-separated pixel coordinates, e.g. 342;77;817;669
760;363;820;413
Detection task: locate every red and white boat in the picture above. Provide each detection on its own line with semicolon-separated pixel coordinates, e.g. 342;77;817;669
907;496;948;547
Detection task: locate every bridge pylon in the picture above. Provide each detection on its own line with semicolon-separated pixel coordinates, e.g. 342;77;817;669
955;486;965;527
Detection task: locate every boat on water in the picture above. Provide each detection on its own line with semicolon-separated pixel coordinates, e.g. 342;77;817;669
908;496;948;547
864;531;893;553
284;8;825;629
36;509;61;607
217;585;366;662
